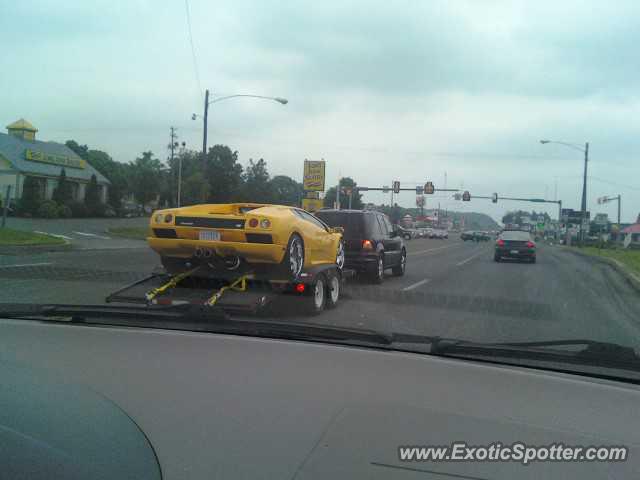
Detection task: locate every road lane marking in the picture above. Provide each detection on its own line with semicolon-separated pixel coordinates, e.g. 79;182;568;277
73;231;111;240
0;262;53;268
456;248;488;266
34;231;73;240
402;279;430;291
409;243;464;256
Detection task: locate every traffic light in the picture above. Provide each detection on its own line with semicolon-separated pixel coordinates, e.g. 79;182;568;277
492;193;498;203
462;191;471;201
393;181;400;194
454;193;462;201
424;181;435;194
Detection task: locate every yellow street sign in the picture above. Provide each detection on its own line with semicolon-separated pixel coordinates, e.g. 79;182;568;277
302;198;324;212
303;160;325;191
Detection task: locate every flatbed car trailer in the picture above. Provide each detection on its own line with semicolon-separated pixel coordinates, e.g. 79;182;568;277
106;264;354;316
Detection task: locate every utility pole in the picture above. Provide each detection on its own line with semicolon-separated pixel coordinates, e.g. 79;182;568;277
1;185;11;228
580;142;589;244
169;127;178;206
202;89;210;160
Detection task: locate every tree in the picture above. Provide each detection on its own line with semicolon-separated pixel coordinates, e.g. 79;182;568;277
65;140;89;160
269;175;303;206
181;172;210;206
323;177;364;209
52;168;73;205
130;151;163;206
85;174;101;215
242;158;271;203
203;145;244;203
20;176;42;215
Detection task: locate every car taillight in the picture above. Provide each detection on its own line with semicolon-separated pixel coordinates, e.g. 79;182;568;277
362;239;373;250
496;239;505;247
527;241;535;248
248;218;258;228
295;283;305;293
260;219;271;229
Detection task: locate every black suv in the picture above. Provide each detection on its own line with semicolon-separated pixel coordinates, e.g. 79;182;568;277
314;209;406;283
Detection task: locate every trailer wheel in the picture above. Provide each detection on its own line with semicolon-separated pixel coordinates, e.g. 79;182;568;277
304;275;326;315
161;256;189;275
325;272;340;309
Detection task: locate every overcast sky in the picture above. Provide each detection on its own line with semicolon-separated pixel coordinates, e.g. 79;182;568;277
2;0;640;222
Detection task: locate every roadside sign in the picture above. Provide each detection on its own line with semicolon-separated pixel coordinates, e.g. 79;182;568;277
416;185;424;195
382;186;389;193
454;193;462;201
303;160;326;191
492;193;498;203
462;191;471;201
392;181;400;194
424;181;435;195
304;191;319;199
416;195;425;207
302;198;324;212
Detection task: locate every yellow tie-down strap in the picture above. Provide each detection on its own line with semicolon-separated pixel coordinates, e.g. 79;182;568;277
145;267;201;302
206;275;250;306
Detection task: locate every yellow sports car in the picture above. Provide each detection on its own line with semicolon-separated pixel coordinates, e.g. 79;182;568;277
147;203;345;278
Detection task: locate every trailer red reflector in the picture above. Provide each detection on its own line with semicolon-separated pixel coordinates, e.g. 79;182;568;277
295;283;306;293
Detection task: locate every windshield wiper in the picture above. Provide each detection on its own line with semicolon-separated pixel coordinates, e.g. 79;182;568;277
426;338;640;371
0;303;394;348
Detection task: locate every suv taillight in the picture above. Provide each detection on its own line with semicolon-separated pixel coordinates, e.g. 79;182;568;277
496;239;505;247
362;239;373;250
527;241;535;248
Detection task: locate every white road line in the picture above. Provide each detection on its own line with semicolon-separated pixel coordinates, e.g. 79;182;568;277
34;231;73;240
402;278;431;291
0;262;53;269
456;248;488;267
409;243;464;256
73;231;111;240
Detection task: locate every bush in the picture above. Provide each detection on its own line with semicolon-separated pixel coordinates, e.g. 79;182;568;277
66;201;89;218
37;200;60;219
58;204;73;218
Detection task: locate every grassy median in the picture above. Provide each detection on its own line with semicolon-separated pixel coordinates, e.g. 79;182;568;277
107;226;150;240
581;247;640;276
0;228;66;246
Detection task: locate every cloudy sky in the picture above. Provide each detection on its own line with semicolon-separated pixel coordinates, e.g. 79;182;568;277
2;0;640;222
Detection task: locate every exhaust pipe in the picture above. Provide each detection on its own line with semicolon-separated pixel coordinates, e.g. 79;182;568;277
202;249;213;258
194;247;204;258
223;256;241;270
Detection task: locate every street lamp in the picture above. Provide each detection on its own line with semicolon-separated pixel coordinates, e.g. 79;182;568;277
540;139;589;244
193;90;288;160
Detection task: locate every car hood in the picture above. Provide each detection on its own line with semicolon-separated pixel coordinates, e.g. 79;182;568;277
1;319;639;479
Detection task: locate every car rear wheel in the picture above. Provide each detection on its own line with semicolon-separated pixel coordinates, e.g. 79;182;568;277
494;254;500;262
530;256;537;264
325;272;340;309
369;255;384;284
285;234;304;278
392;249;406;276
304;275;326;315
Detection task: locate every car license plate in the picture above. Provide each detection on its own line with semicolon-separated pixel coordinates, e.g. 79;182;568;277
199;230;220;241
510;250;519;254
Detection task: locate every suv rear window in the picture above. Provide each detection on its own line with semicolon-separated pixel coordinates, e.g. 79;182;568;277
314;211;365;238
500;231;531;241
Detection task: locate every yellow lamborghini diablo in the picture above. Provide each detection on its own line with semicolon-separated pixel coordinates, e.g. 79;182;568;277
147;203;344;277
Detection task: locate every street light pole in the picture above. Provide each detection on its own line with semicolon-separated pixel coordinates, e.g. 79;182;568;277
540;139;589;245
580;142;589;244
202;89;209;160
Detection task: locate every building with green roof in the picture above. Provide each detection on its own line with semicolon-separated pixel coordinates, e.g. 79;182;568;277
0;119;110;204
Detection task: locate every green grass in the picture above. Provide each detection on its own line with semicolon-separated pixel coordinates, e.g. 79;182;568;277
107;227;150;240
0;228;66;246
581;247;640;276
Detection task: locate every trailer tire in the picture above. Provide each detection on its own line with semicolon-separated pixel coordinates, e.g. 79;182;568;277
161;256;189;275
325;272;340;309
304;275;326;315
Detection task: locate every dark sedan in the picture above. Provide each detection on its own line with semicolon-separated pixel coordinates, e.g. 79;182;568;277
494;230;536;263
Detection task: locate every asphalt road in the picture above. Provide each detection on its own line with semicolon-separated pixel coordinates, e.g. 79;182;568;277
2;236;640;348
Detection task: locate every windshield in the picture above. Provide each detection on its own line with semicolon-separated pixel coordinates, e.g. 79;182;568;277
2;1;640;385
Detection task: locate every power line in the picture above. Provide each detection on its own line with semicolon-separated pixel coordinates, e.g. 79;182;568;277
589;176;640;192
184;0;203;100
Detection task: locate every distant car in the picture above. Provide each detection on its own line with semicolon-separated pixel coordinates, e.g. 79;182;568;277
461;231;475;241
494;230;536;263
315;209;406;283
396;226;414;240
